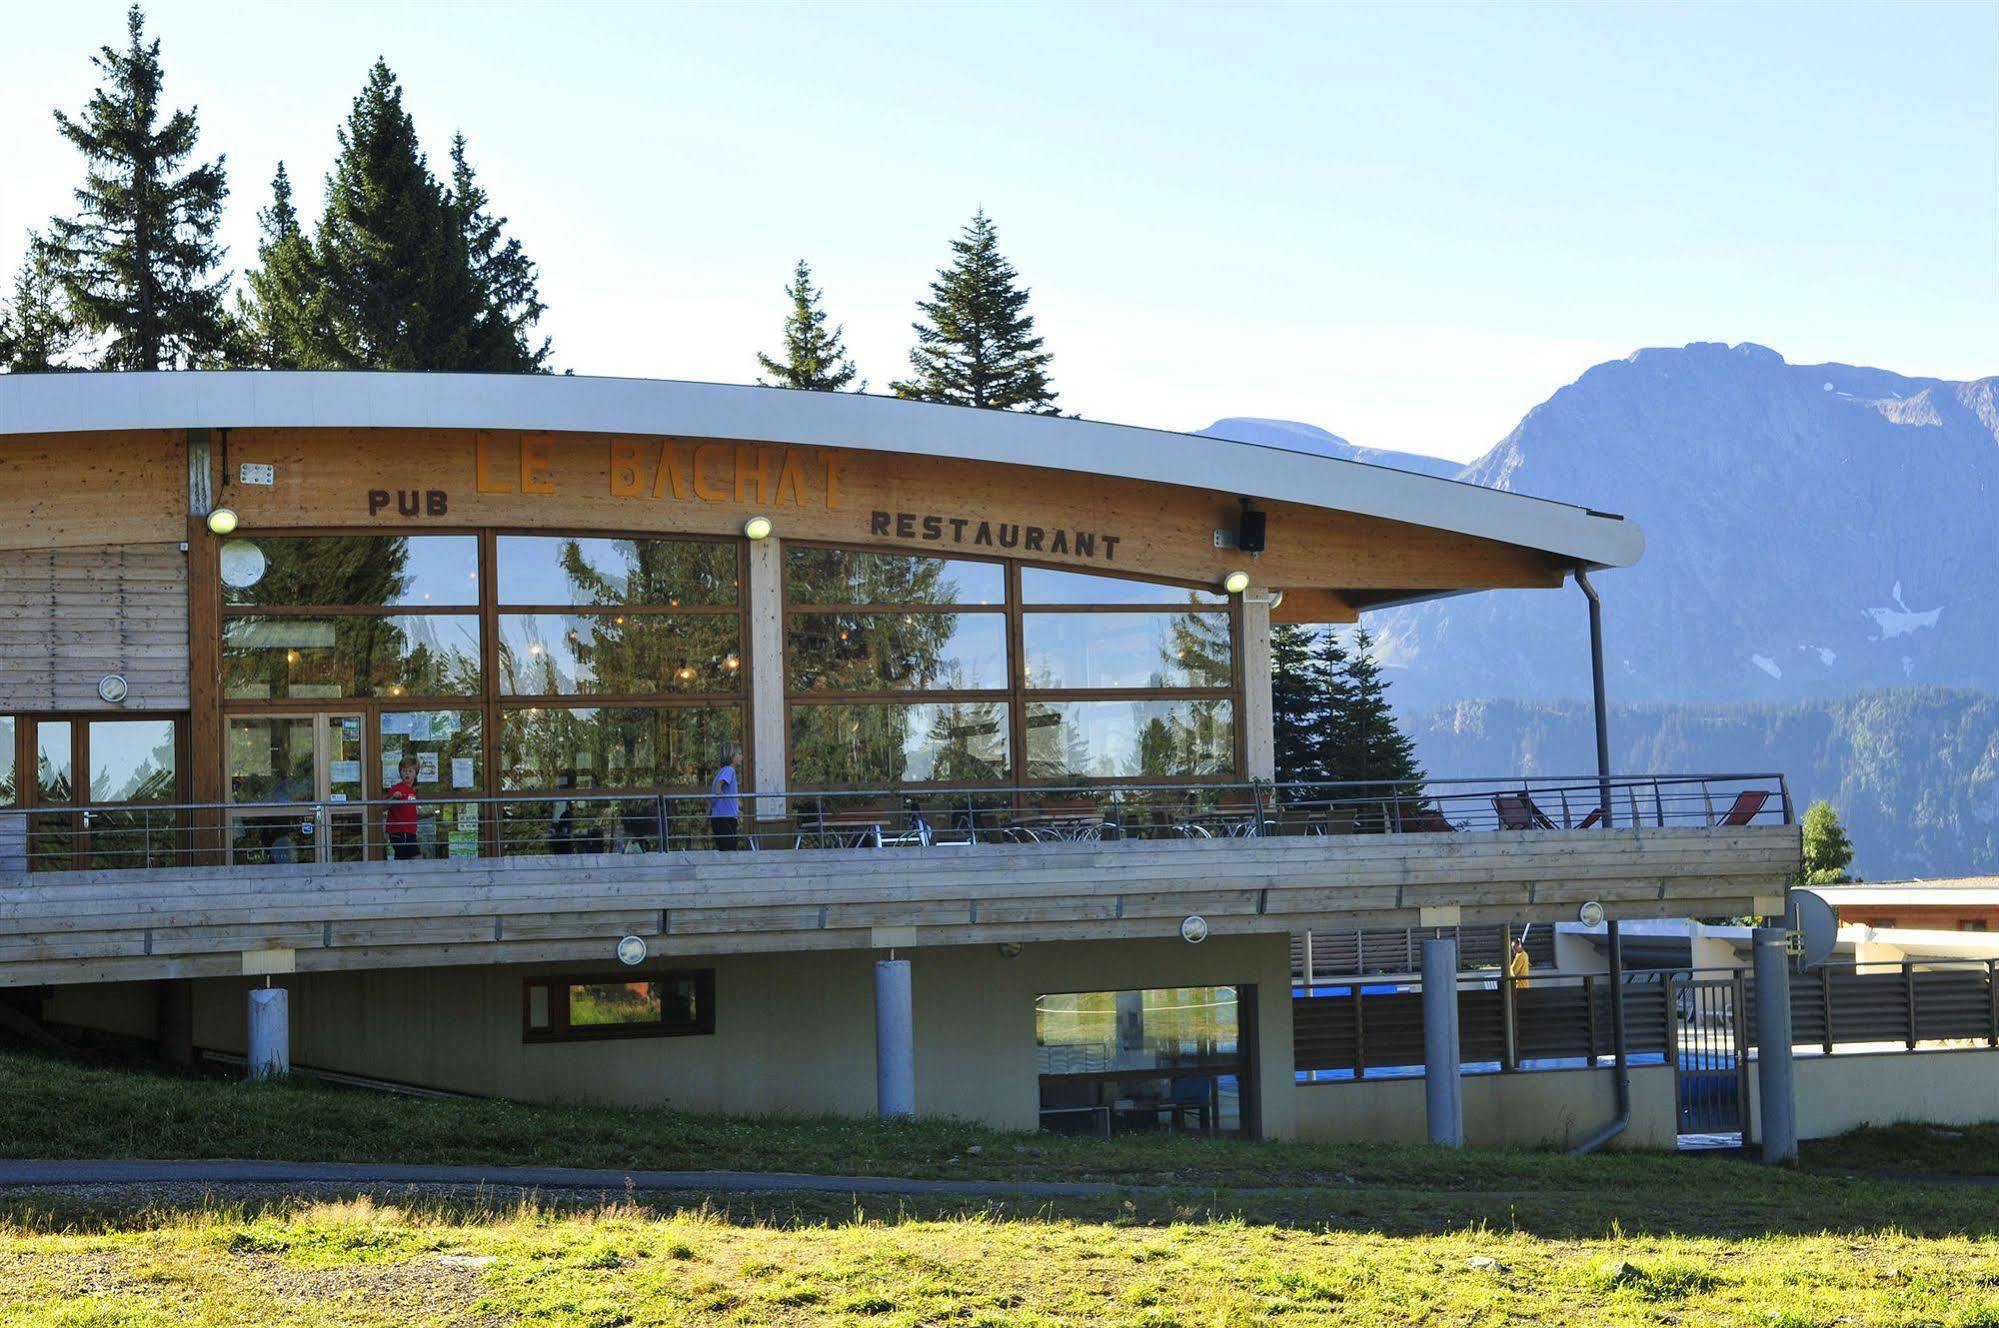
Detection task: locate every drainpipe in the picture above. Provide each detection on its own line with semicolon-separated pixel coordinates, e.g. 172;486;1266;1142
1575;566;1613;828
1571;917;1630;1154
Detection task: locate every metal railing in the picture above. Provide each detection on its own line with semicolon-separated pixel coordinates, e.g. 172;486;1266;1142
0;770;1791;875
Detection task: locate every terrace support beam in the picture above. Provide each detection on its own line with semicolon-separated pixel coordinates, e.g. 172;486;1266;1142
1421;937;1464;1147
875;958;915;1118
1242;589;1276;781
747;535;787;821
1753;927;1798;1164
1575;567;1613;828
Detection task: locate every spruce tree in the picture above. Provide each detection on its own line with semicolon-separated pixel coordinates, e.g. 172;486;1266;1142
756;260;861;391
1269;623;1326;790
35;5;230;369
891;210;1057;412
448;134;550;371
234;164;319;368
0;242;82;372
307;60;484;370
1336;625;1424;787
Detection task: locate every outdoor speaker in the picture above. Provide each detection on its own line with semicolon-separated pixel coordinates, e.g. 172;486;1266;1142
1237;508;1267;554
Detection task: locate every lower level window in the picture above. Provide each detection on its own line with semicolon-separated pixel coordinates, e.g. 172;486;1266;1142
1035;985;1252;1137
523;970;715;1042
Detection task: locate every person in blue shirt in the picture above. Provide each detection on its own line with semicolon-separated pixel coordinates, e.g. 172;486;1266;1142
709;742;743;850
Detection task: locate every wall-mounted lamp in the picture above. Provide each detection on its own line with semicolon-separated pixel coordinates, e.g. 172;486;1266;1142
743;516;773;540
206;507;240;536
1268;588;1286;610
1221;569;1251;595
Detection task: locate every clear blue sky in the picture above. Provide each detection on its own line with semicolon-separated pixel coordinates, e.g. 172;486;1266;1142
2;1;1992;460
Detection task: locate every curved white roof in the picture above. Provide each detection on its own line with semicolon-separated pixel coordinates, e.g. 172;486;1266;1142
0;371;1642;568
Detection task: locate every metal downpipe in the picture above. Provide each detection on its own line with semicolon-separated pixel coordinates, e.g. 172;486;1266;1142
1575;566;1613;828
1571;917;1630;1154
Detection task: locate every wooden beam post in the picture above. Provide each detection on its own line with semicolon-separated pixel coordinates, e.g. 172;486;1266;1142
746;534;786;821
1241;588;1274;783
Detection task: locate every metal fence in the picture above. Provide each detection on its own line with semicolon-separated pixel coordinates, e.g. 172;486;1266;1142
0;771;1790;874
1293;959;1999;1081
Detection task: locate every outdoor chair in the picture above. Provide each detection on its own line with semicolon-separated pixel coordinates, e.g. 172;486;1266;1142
1493;792;1558;831
1715;790;1770;827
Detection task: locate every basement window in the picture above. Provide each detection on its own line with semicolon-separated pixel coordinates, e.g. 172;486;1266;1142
522;970;715;1042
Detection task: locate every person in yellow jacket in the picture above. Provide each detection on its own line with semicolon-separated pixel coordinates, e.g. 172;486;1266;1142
1508;940;1531;989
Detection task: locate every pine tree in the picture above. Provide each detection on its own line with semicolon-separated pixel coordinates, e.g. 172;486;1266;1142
1269;623;1326;790
1343;624;1423;788
1311;629;1358;783
306;60;485;370
0;241;82;371
1335;626;1424;787
35;5;230;369
234;164;320;368
891;210;1056;412
447;133;550;372
756;260;861;391
1797;800;1856;885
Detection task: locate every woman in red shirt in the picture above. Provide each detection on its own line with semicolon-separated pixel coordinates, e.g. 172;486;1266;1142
385;757;421;860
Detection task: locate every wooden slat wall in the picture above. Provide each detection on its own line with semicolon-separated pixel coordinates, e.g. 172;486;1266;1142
0;824;1799;988
0;543;188;710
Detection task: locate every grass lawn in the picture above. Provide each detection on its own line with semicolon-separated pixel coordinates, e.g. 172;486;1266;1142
1800;1122;1999;1178
6;1048;1999;1325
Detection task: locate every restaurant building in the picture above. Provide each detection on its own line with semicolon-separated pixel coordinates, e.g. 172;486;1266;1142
0;372;1798;1138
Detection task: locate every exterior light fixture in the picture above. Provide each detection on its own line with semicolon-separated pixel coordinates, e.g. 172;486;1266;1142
1268;589;1286;610
206;507;240;536
1180;914;1211;945
1221;570;1251;595
616;935;648;966
97;674;129;705
1577;899;1607;928
743;516;773;540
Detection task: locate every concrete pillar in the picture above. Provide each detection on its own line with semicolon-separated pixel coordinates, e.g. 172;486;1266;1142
1752;927;1796;1164
746;534;787;820
874;959;914;1117
1241;590;1275;782
1422;937;1463;1147
246;986;290;1081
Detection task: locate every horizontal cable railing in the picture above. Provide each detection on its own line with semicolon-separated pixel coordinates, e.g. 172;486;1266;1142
1294;958;1999;1081
0;770;1791;875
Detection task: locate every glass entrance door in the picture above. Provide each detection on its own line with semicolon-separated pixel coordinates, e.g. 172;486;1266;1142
226;713;368;863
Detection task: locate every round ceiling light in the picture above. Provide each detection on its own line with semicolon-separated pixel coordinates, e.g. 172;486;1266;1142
616;934;648;966
743;516;773;540
205;507;240;536
1180;914;1211;945
1221;570;1251;595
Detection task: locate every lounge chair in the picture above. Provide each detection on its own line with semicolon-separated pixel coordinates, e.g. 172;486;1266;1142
1715;790;1770;827
1493;792;1558;831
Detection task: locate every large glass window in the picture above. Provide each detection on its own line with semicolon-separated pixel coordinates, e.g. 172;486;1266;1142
1020;567;1225;606
497;536;739;606
86;720;177;803
1022;612;1233;690
781;545;1243;787
498;614;741;696
786;548;1005;606
1026;699;1235;779
221;535;480;607
790;702;1010;787
0;716;14;805
788;613;1007;692
223;615;481;700
500;705;740;792
1036;986;1249;1137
